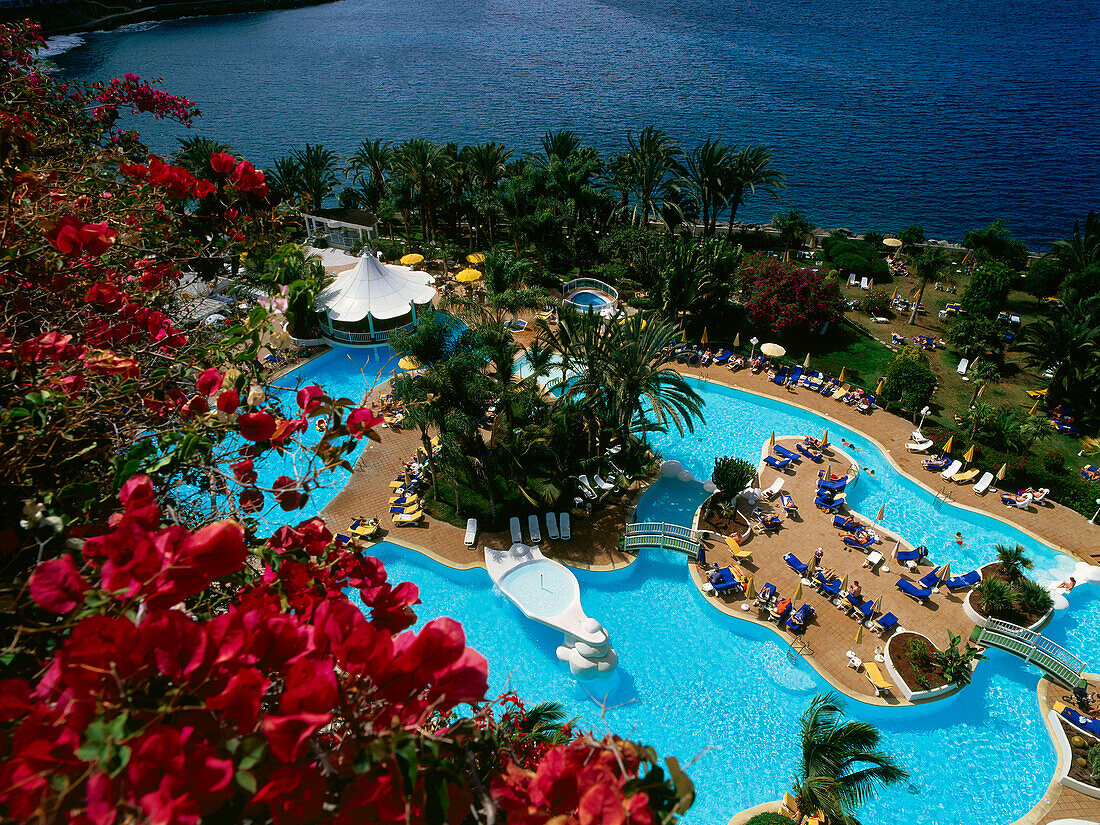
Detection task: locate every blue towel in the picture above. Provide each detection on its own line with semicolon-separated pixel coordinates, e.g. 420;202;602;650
817;476;847;491
788;366;803;385
796;443;823;461
843;534;874;548
833;515;856;531
764;455;792;470
852;600;874;620
784;553;808;574
873;612;899;633
945;570;981;590
918;566;943;588
815;494;845;510
771;368;790;385
896;548;923;563
820;578;842;597
1059;705;1100;736
779;492;797;512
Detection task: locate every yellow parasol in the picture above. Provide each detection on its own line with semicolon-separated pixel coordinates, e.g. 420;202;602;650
821;429;829;446
701;328;709;345
963;445;976;464
943;435;955;454
872;594;883;614
876;502;885;521
465;252;486;263
854;623;863;645
760;343;786;358
744;576;755;600
400;253;424;266
840;573;849;592
883;237;902;249
794;580;803;600
875;377;886;395
838;366;846;382
803;352;811;370
733;332;741;348
807;554;818;576
891;540;901;559
456;268;482;283
1028;399;1040;415
996;463;1007;481
891;288;898;300
681;330;687;343
397;356;422;371
769;431;776;449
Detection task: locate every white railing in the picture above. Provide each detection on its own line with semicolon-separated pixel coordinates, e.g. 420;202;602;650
623;532;699;555
626;520;700;542
321;322;415;345
562;277;619;313
978;618;1085;686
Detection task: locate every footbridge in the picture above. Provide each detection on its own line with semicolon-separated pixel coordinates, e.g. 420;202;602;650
970;618;1087;689
623;521;702;555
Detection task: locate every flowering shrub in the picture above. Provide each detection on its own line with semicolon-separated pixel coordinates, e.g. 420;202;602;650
0;20;692;825
740;255;843;340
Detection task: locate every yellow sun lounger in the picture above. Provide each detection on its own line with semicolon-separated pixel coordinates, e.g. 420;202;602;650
864;662;893;696
392;509;423;525
779;791;799;819
724;536;752;560
831;382;850;400
952;468;981;484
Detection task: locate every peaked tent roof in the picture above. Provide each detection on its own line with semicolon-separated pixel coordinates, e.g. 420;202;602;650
315;254;436;323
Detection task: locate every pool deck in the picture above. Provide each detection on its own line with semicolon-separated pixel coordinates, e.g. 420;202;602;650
1028;672;1100;825
693;435;978;705
676;359;1100;566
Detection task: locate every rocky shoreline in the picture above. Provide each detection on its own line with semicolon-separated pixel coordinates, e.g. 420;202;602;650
3;0;340;37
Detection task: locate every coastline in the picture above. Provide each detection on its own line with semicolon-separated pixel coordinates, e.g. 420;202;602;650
6;0;341;37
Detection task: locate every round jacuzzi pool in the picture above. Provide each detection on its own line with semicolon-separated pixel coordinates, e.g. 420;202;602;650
565;289;612;309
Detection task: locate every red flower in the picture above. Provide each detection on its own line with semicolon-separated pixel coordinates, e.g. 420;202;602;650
230;458;256;485
296;384;323;413
239;488;265;512
192;179;215;198
272;476;306;511
237;411;276;442
261;712;332;763
216;388;239;413
181;394;210;420
252;765;328;825
204;667;267;733
47;216;116;256
28;555;88;613
347;407;384;438
279;658;337;715
195;367;223;396
210;152;236;174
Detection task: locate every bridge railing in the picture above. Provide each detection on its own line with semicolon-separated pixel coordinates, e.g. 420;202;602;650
623;521;702;556
978;618;1085;686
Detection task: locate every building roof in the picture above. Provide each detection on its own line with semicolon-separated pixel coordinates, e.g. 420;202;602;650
302;208;379;229
314;253;436;323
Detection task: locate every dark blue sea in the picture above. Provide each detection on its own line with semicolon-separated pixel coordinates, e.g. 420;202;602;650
50;0;1100;246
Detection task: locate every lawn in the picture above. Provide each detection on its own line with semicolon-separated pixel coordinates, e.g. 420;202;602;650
806;319;894;388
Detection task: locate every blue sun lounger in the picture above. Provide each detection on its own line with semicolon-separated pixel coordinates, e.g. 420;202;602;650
851;599;875;622
712;567;742;594
842;533;875;549
817;476;847;492
918;566;943;588
774;444;801;462
772;367;790;385
871;612;899;635
788;365;803;385
764;455;792;470
1055;703;1100;737
779;491;797;514
833;515;858;531
754;582;777;606
895;547;925;564
796;443;823;461
815;493;846;510
1082;465;1098;479
945;570;982;590
816;574;842;598
714;349;732;364
896;578;933;603
783;552;808;574
786;603;815;633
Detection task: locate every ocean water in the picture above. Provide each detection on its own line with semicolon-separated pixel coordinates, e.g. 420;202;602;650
50;0;1100;244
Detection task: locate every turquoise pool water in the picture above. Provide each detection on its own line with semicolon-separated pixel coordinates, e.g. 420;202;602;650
632;476;710;526
565;289;611;308
498;563;576;619
337;369;1100;824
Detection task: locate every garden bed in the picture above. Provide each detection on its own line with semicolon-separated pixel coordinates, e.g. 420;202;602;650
887;632;950;692
968;562;1051;627
1063;723;1100;787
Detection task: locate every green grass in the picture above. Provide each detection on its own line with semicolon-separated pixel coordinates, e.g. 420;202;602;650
423;477;529;532
805;320;894;389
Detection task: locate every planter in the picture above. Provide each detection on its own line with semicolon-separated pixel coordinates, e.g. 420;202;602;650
964;562;1055;631
1048;710;1100;800
884;631;965;703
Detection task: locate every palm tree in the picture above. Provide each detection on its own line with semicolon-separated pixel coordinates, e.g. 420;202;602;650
791;692;908;825
615;126;682;227
677;138;730;236
173;136;233;178
723;145;785;231
772;209;815;262
345;137;393;212
906;246;951;325
462;142;513;245
531;129;584;169
1051;210;1099;274
1014;294;1100;409
293;144;340;210
994;543;1033;582
392;138;449;243
266;155;304;205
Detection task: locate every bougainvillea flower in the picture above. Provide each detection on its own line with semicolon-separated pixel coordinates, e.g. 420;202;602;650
28;555;89;613
346;408;384;438
237;411;276;442
195;367;224;397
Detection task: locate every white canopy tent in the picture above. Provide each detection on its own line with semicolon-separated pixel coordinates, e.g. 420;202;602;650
314;253;436;343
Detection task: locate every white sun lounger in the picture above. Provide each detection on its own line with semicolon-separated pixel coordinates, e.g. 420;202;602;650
762;477;784;498
956;358;969;376
576;475;597;499
509;516;523;543
860;276;871;290
905;439;935;453
940;460;963;480
527;514;542;543
464;518;478;547
848;273;859;286
545;512;560;540
559;512;571;540
972;472;994;494
593;474;616;492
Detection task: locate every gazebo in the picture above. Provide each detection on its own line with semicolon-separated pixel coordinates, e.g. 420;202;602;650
314;253;436;345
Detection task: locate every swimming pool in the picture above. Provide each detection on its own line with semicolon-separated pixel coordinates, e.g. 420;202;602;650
565;289;612;308
341;371;1099;823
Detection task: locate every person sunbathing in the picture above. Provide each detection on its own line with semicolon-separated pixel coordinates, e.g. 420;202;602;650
845;581;863;602
1057;577;1076;592
758;513;782;529
803;436;821;448
1084;467;1100;481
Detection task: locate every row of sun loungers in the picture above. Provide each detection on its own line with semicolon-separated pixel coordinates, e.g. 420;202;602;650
509;513;572;545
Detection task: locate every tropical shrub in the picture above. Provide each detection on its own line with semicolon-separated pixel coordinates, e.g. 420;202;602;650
746;814;797;825
931;631;986;685
862;288;890;316
961;262;1016;319
1089;744;1100;780
712;455;757;502
1024;257;1067;300
821;236;890;282
897;225;925;247
946;316;1006;361
975;578;1016;619
906;637;932;670
740;256;843;340
880;346;937;412
1013;577;1054;618
996;543;1034;581
963;219;1029;269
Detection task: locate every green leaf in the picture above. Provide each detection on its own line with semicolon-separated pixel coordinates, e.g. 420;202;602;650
235;769;257;794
